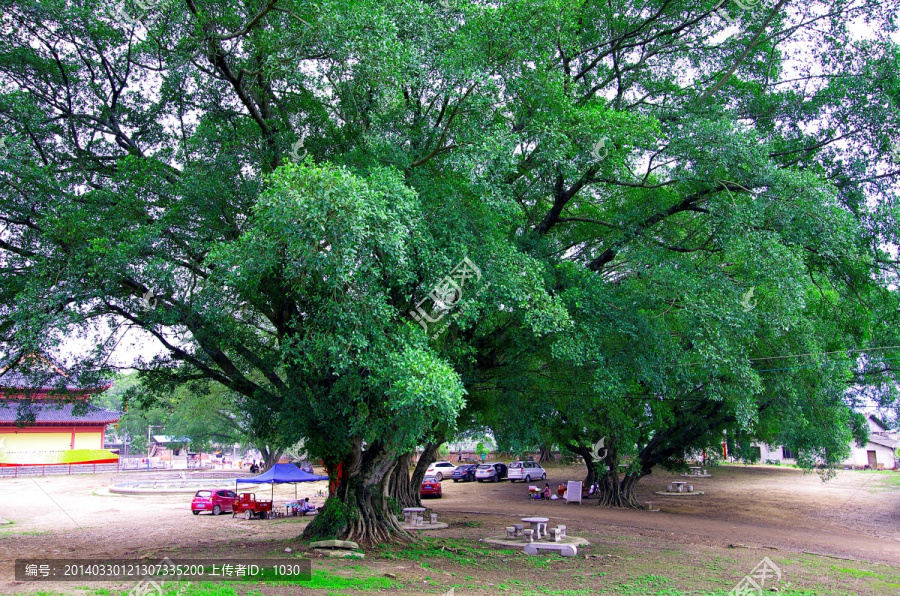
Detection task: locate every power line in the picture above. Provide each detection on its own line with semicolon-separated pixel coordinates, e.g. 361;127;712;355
747;344;900;362
687;345;900;367
755;355;900;374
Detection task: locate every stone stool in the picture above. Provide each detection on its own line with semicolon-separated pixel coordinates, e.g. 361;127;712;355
523;529;534;543
430;513;438;524
548;528;561;542
556;525;567;538
505;526;516;538
513;524;524;536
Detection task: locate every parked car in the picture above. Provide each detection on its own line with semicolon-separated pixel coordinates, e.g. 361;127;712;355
298;460;314;474
475;462;508;482
420;475;443;498
425;461;456;481
191;488;237;515
451;464;478;482
507;461;547;482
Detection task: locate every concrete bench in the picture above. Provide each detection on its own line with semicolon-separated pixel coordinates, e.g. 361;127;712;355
524;543;578;557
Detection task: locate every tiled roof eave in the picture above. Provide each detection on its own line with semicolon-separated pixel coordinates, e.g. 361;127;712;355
868;435;900;449
0;420;117;427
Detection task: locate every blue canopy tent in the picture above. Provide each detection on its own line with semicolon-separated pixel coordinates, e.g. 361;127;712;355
236;463;328;501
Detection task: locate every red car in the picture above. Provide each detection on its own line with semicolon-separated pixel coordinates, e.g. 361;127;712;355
420;475;442;498
191;488;237;515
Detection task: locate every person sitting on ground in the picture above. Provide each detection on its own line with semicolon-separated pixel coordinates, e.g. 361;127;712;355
541;483;552;500
300;497;317;516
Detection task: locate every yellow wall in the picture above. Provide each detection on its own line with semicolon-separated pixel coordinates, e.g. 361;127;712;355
0;431;72;452
0;430;102;452
73;431;102;450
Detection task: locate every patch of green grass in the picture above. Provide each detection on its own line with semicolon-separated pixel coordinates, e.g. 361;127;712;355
102;570;398;595
613;574;674;595
832;566;882;579
524;555;556;569
377;537;518;569
0;529;51;537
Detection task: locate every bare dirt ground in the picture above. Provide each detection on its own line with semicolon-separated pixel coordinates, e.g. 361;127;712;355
434;463;900;563
0;463;898;595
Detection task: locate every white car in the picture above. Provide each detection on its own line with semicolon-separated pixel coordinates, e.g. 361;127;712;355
425;461;456;481
507;461;547;482
474;462;508;482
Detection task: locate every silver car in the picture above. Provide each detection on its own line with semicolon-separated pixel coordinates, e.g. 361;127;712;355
474;462;508;482
507;461;547;482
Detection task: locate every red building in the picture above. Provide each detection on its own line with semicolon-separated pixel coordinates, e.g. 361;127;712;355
0;355;119;466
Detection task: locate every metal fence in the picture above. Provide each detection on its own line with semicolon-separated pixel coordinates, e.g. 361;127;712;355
118;457;170;470
109;476;248;492
0;462;120;478
112;470;245;483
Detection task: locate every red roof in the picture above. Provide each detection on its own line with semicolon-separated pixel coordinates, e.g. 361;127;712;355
0;401;121;426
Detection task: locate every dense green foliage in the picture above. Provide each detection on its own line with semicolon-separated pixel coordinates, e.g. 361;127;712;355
1;0;899;535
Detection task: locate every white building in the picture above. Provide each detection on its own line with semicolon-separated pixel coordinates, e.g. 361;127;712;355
843;416;898;469
752;415;898;470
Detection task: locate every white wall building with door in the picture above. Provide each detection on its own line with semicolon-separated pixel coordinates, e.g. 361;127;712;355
750;415;898;470
843;416;898;469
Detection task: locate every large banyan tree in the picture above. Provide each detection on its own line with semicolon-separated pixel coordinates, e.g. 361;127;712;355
2;0;900;539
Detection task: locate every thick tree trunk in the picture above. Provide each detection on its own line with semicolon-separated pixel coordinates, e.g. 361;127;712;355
258;446;282;472
410;441;441;492
386;451;419;509
596;471;643;508
303;439;411;545
569;443;599;489
385;440;444;509
594;443;643;509
538;444;554;463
